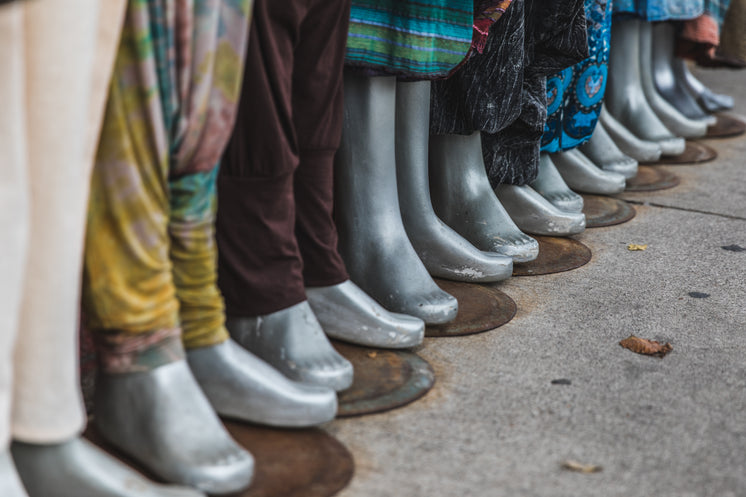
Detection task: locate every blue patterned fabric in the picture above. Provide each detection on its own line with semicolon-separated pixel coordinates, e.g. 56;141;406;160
612;0;704;21
541;0;611;152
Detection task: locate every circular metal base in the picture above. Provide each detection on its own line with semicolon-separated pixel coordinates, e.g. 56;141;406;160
625;166;680;192
707;113;746;138
224;422;354;497
333;341;435;417
513;236;592;276
581;195;636;228
654;141;717;164
425;279;516;337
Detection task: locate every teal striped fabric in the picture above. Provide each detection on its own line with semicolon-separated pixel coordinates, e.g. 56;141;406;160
345;0;475;78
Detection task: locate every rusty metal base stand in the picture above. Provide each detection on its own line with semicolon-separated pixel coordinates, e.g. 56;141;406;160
425;279;516;337
513;236;592;276
333;342;435;417
625;166;680;192
85;423;354;497
649;141;717;165
581;195;636;228
707;113;746;138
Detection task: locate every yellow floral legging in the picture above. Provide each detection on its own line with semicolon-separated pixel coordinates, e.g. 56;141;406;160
82;0;251;373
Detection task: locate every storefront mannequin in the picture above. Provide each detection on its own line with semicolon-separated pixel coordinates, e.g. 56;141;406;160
0;1;202;496
549;149;626;195
606;18;686;155
579;119;639;179
598;104;663;163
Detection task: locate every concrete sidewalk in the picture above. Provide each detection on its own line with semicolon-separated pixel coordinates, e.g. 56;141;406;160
327;67;746;497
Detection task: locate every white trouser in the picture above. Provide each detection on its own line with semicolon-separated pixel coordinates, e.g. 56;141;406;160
0;0;126;448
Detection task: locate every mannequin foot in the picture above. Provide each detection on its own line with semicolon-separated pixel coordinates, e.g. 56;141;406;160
429;133;539;263
529;154;584;213
187;340;337;427
579;121;638;179
0;451;27;497
494;185;586;236
226;301;354;391
94;361;254;495
11;438;205;497
307;280;425;348
551;149;626;195
598;107;662;163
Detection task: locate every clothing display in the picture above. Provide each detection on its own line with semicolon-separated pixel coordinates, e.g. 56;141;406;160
431;0;588;187
83;0;251;369
542;0;612;153
0;0;122;446
345;0;474;79
612;0;704;20
218;0;352;318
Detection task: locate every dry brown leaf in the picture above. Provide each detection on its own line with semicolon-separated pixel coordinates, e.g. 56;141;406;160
366;351;378;359
619;335;672;358
627;244;648;251
561;460;603;473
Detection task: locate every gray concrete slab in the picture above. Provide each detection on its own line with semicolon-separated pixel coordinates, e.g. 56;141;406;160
325;68;746;497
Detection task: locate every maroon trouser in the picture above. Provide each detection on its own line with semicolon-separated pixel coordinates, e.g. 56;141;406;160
217;0;351;317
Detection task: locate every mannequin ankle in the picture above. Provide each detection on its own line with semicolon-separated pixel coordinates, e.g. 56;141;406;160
93;327;184;374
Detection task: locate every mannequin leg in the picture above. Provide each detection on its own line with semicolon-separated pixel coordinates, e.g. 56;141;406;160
639;21;709;137
680;64;734;113
579;120;638;179
428;132;539;263
83;4;254;492
493;184;586;236
218;0;353;389
395;80;513;282
606;18;685;155
529;154;584;212
0;4;30;495
598;104;663;163
550;149;626;195
335;72;458;324
650;22;716;123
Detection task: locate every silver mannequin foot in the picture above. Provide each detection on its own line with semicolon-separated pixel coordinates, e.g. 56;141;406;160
226;301;354;391
639;21;709;138
681;64;734;112
11;438;205;497
651;22;716;123
395;80;513;282
551;149;626;195
598;105;662;163
306;280;425;349
529;154;584;213
494;184;586;236
429;132;539;263
187;340;338;427
0;451;27;497
94;361;254;495
579;121;639;179
607;18;686;155
336;72;459;325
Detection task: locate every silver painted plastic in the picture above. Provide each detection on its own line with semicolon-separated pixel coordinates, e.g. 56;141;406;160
494;184;586;236
429;131;539;263
335;72;459;325
651;22;716;123
529;153;584;213
606;18;685;155
395;80;514;282
94;361;254;495
598;105;662;163
551;149;627;195
226;301;354;391
0;451;28;497
187;340;338;427
579;120;639;179
307;281;425;349
11;439;206;497
639;21;709;138
680;62;734;112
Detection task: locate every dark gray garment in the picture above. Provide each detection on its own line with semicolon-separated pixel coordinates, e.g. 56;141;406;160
430;0;588;187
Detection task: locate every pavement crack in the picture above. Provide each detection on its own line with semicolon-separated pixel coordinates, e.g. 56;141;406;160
624;200;746;221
